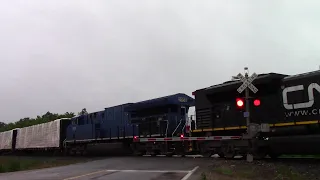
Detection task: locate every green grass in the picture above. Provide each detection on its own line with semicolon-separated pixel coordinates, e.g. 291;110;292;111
203;164;307;180
214;167;233;176
0;156;96;173
200;172;207;180
274;165;306;180
280;154;320;159
213;165;255;179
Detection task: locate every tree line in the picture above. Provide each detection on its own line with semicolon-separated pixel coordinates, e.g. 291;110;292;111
0;108;88;133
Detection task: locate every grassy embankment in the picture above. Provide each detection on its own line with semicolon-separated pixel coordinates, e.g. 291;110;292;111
199;164;308;180
197;155;320;180
280;154;320;159
0;156;96;173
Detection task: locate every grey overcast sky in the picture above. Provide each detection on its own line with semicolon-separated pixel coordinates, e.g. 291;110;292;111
1;0;320;123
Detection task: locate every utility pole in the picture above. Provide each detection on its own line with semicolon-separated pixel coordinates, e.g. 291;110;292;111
244;68;250;132
245;84;250;131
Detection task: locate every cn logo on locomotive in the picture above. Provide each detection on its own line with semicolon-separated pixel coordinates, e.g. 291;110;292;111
282;83;320;110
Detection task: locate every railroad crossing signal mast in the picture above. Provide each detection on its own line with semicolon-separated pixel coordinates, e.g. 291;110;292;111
236;67;259;162
236;67;258;132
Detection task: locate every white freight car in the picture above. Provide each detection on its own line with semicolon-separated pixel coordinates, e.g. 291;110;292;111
15;118;71;149
0;130;13;150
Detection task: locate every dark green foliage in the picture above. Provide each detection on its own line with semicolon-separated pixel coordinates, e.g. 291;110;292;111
78;108;88;115
0;111;75;132
7;161;20;172
200;172;207;180
0;156;98;173
0;122;6;128
0;164;4;173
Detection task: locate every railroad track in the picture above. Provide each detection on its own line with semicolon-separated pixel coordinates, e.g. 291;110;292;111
139;154;320;162
139;154;251;160
4;150;320;163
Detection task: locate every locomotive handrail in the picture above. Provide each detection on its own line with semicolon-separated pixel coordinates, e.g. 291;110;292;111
165;120;169;137
172;118;182;137
182;123;186;134
63;138;67;148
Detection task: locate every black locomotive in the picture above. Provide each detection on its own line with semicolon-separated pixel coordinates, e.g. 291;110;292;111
191;70;320;158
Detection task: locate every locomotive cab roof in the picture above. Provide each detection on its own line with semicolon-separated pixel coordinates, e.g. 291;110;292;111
283;69;320;81
124;93;195;112
194;73;288;95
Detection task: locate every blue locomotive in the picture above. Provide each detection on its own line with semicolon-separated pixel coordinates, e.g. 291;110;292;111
63;93;194;155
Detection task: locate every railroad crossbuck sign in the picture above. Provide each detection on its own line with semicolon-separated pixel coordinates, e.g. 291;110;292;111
237;73;258;94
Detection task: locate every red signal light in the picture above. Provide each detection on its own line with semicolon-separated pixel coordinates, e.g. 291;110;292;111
236;98;244;107
253;99;261;106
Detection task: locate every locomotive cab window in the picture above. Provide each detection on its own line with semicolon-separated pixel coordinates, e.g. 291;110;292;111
77;116;85;125
72;118;78;125
180;107;186;116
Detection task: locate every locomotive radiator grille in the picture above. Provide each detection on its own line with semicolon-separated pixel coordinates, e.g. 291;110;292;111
196;108;211;129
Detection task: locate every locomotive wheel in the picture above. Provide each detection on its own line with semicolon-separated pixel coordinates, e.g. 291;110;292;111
131;143;146;156
69;149;75;156
221;143;236;159
200;147;213;158
218;153;225;158
132;147;145;156
133;149;145;156
63;149;68;156
151;150;161;156
268;152;281;160
253;148;268;160
199;143;213;157
80;149;87;156
201;151;213;158
173;142;186;157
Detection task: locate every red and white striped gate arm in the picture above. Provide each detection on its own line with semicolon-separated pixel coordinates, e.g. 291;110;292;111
133;136;241;142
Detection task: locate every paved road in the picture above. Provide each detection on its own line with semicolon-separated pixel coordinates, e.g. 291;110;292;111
0;157;203;180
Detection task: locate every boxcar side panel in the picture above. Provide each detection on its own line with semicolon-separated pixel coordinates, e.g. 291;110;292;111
0;130;13;150
16;120;61;149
